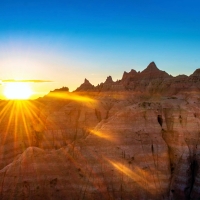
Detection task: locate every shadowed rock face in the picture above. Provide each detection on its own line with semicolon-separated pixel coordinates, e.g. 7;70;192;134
1;62;200;199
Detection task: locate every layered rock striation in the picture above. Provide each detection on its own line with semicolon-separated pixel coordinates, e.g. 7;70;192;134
0;62;200;199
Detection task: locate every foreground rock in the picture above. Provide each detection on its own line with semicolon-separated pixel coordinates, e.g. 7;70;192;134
0;62;200;199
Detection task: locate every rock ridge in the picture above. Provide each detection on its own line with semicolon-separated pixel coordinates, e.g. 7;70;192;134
74;62;199;95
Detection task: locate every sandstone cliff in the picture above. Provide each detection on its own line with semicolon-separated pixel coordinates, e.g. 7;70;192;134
0;62;200;199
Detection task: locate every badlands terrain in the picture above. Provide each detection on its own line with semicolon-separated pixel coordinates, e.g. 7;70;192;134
0;62;200;199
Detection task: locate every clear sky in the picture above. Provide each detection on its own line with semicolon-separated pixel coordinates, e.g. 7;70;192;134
0;0;200;98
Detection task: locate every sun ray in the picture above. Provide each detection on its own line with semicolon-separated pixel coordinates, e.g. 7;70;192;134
0;100;46;168
46;92;97;105
106;159;165;196
20;102;32;147
14;101;20;154
89;129;114;141
0;101;13;121
3;102;16;144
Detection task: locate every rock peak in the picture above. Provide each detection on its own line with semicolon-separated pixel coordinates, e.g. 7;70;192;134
145;62;159;71
75;78;94;92
140;62;170;79
105;76;113;84
191;68;200;76
122;69;137;81
84;78;90;84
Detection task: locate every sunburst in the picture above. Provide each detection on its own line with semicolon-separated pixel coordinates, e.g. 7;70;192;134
3;82;33;99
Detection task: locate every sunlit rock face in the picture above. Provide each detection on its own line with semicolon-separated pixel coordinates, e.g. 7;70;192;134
1;63;200;199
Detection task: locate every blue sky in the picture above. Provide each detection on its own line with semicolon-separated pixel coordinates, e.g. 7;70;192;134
0;0;200;96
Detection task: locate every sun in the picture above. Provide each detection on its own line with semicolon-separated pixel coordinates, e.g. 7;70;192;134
4;82;33;100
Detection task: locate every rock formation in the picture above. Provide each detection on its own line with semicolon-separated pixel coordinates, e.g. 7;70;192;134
0;62;200;199
75;79;94;92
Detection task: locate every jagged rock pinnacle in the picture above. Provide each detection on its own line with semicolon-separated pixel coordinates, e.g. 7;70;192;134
144;62;159;72
104;76;113;84
84;78;90;84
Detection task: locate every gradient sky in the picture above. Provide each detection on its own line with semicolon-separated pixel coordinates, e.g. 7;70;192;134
0;0;200;98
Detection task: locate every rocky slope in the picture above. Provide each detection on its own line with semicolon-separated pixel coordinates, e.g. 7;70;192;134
0;62;200;199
